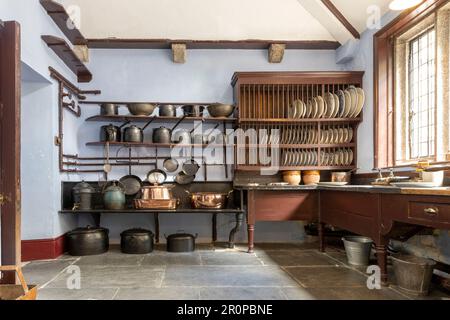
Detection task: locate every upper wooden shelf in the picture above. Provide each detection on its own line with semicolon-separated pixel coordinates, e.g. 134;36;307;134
86;115;237;123
85;39;340;50
40;0;87;46
239;118;361;124
42;35;92;82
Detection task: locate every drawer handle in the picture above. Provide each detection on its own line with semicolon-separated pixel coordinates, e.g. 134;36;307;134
424;207;439;216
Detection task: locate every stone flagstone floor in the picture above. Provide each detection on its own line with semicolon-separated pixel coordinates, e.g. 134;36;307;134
22;242;450;300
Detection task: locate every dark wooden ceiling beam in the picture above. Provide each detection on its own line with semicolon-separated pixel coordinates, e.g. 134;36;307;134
321;0;360;39
86;39;340;50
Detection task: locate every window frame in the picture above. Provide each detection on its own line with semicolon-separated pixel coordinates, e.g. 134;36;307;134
374;0;448;169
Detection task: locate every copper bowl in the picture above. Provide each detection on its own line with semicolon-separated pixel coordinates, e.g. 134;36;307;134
189;191;232;209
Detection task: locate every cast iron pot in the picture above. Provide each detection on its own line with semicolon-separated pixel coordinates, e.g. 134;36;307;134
120;228;154;254
67;226;109;256
165;232;197;253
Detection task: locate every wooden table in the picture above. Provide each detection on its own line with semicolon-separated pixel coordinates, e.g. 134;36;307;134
240;185;450;285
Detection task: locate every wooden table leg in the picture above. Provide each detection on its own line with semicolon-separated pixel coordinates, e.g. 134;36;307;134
212;213;217;243
375;243;389;286
247;224;255;253
154;213;160;244
318;222;326;252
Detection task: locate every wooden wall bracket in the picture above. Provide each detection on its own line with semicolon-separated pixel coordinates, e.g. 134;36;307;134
40;0;87;46
42;35;92;83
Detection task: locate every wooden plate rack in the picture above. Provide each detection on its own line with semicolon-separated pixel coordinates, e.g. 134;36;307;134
231;71;364;171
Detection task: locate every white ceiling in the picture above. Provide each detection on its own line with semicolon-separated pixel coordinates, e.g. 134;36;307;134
56;0;392;44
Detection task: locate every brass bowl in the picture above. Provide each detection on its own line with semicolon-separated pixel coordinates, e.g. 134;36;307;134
127;103;156;116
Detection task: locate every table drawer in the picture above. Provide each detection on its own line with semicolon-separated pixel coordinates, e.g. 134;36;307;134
409;201;450;225
251;191;319;221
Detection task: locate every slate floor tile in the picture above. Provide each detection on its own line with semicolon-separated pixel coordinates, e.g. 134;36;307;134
37;288;118;300
257;251;339;267
284;266;368;288
200;252;263;266
46;265;165;289
163;266;298;287
23;259;77;287
199;287;287;300
282;286;408;300
114;287;200;300
141;252;202;266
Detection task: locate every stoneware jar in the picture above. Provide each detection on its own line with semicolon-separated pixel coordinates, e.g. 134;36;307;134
282;171;302;186
302;170;321;185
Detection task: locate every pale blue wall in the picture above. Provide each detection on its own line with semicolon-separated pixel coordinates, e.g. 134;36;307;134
72;48;345;243
1;0;78;240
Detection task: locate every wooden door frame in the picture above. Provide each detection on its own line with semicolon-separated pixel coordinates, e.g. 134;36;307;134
0;20;21;284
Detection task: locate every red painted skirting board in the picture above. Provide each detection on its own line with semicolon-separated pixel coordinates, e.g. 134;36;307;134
21;235;66;262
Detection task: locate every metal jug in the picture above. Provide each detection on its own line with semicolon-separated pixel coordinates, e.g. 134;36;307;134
72;181;96;210
103;181;126;210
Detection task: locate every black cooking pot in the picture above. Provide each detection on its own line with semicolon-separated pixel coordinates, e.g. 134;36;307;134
165;232;197;252
100;124;121;142
67;226;109;256
120;228;154;254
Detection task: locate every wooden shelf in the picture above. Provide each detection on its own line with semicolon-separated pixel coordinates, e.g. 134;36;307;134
79;101;220;106
40;0;87;45
60;208;245;214
85;39;340;50
237;143;356;148
86;115;237;123
236;166;356;171
41;35;92;82
239;118;362;123
86;141;230;148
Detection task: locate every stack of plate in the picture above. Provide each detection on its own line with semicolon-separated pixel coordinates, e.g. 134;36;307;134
287;86;365;119
282;149;319;166
281;125;318;144
319;125;354;144
320;148;354;166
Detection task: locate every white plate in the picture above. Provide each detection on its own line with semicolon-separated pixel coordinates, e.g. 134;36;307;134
343;90;352;118
354;87;365;118
318;182;349;186
347;87;358;118
325;93;335;118
391;182;441;188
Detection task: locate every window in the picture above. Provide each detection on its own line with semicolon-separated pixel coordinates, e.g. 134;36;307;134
374;0;450;169
407;27;436;160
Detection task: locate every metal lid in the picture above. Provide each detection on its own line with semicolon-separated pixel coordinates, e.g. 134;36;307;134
121;228;154;237
72;181;96;194
67;226;109;235
166;233;196;240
